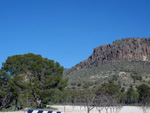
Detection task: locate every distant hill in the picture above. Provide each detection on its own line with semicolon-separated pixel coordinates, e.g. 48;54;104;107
64;38;150;87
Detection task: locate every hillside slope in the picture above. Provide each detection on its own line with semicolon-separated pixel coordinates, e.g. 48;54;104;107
64;38;150;86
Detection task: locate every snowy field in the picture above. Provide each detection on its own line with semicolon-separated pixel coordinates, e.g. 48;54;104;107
0;105;146;113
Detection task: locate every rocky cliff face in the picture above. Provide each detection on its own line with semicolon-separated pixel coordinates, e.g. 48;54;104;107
67;38;150;74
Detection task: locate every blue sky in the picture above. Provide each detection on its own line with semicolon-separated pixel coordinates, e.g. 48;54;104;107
0;0;150;68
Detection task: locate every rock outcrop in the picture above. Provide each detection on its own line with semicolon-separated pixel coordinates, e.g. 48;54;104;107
67;38;150;74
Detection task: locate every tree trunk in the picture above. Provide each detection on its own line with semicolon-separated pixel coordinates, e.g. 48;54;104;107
36;98;42;108
87;108;90;113
98;110;101;113
15;99;18;110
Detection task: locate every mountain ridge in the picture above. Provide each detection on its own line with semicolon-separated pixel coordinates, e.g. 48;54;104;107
65;38;150;75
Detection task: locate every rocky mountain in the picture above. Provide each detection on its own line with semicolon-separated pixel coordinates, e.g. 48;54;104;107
65;38;150;74
64;38;150;87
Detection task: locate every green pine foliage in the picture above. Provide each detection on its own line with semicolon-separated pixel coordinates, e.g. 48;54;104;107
2;53;150;110
0;53;68;109
137;84;150;104
126;85;139;104
0;69;14;109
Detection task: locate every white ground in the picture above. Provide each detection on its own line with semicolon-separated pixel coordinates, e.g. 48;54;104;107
0;106;145;113
52;105;144;113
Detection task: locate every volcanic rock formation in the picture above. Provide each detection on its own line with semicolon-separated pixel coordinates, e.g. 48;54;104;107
67;38;150;74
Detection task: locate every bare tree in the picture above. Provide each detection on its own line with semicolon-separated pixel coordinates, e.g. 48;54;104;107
95;82;122;113
81;88;96;113
61;89;72;112
95;90;105;113
138;102;150;113
70;87;96;113
96;101;103;113
140;106;149;113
